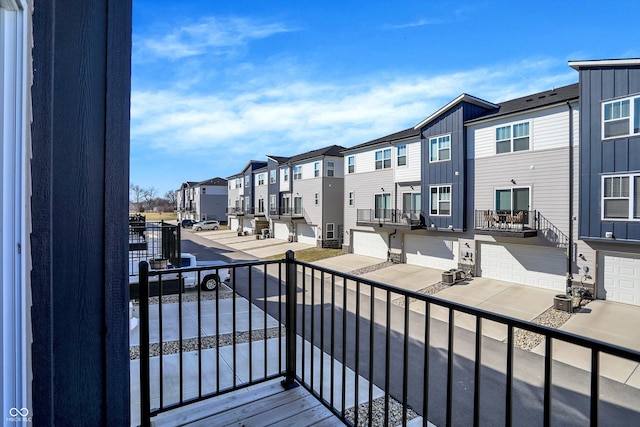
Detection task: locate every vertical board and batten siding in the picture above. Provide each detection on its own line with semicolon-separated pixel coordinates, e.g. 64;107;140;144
243;172;254;210
578;66;640;241
394;139;421;182
322;176;344;239
421;103;481;230
31;0;132;424
267;159;280;209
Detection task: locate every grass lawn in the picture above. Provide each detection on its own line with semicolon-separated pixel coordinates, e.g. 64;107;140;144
132;212;177;221
266;247;343;262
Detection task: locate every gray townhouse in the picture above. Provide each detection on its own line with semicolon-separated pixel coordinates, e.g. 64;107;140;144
569;58;640;306
176;177;228;223
226;160;267;234
268;145;345;247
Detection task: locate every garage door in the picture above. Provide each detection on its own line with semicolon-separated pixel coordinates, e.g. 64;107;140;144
352;231;388;260
242;219;255;235
229;218;239;232
273;222;290;240
297;224;316;245
479;243;566;290
405;235;458;270
599;252;640;306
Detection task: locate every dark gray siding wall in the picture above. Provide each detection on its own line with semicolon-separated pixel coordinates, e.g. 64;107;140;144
268;159;279;211
421;102;491;231
578;66;640;241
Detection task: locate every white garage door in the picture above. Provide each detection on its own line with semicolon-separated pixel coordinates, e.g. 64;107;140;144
242;219;255;235
352;231;388;260
229;218;239;232
405;235;458;270
479;243;566;291
273;222;290;240
297;224;316;245
599;253;640;306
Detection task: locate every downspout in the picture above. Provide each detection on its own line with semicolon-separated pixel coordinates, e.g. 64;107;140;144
566;100;574;288
388;229;397;262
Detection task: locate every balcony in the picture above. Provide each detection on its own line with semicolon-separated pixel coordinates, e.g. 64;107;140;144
226;206;245;216
474;209;538;238
270;206;305;220
357;209;423;229
134;253;640;426
243;206;267;218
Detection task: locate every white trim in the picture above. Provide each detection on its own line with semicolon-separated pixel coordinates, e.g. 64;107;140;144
601;173;640;221
414;93;498;129
569;58;640;70
428;134;451;163
601;94;640;140
429;185;452;216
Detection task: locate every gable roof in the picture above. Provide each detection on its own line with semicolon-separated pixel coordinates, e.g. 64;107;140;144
343;127;420;153
285;144;346;164
266;155;290;164
196;177;227;187
465;83;579;124
413;93;498;130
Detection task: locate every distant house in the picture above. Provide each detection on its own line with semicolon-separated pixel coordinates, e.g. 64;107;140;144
177;177;228;223
226;160;268;233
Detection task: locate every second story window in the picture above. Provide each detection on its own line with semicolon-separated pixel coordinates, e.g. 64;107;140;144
602;174;640;220
327;161;335;177
283;167;289;182
314;162;320;177
429;135;451;162
375;149;391;170
258;173;265;185
496;122;529;154
269;170;276;184
293;165;302;180
602;96;640;139
347;156;355;173
397;145;407;166
245;175;250;187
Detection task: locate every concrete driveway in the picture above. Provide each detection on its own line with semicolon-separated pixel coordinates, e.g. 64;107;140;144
310;254;383;274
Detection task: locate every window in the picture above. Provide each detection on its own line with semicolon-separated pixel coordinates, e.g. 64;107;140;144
397;145;407;166
235;178;242;188
245;175;250;187
375;149;391;169
496;122;529;154
269;170;276;184
293;196;303;215
347;156;355;173
269;194;276;213
430;186;451;216
375;193;391;219
495;188;530;214
293;165;302;180
348;191;354;206
315;193;319;205
282;167;289;182
403;193;421;213
326;223;335;239
327;161;335;177
602;174;640;220
429;135;451;162
258;173;265;185
314;162;320;177
602;96;640;138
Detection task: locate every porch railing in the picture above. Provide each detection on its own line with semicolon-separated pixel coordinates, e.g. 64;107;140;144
474;209;537;231
357;209;423;226
137;252;640;427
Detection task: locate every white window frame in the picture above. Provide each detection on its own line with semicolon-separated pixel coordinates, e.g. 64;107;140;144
326;223;335;239
429;134;451;162
244;175;250;187
293;165;302;180
314;162;320;177
269;194;276;212
326;161;334;177
430;185;451;216
375;149;391;170
293;196;303;215
257;173;265;186
495;122;530;154
602;95;640;139
397;144;407;166
347;155;355;174
269;169;276;184
601;174;640;220
374;193;391;219
2;1;31;417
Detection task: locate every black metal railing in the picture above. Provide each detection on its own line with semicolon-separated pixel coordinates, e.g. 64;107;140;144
357;209;423;226
128;220;180;279
474;209;537;232
137;252;640;427
226;206;245;215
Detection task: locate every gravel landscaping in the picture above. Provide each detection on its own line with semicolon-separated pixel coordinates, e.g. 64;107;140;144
345;395;419;426
509;306;574;351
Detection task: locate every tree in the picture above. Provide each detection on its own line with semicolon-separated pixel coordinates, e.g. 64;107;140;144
143;187;157;211
130;184;146;212
165;190;176;207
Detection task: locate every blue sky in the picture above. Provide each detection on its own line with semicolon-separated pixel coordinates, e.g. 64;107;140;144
131;0;640;197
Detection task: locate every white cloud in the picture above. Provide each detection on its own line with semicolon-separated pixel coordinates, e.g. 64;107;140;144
135;16;293;60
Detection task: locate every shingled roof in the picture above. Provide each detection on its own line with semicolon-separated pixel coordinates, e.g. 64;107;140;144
285;144;346;163
343;126;420;152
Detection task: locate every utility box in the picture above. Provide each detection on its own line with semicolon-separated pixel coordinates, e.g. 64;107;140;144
554;294;572;312
442;271;454;284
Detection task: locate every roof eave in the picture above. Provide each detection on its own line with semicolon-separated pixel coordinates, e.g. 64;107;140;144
413;94;498;130
569;58;640;70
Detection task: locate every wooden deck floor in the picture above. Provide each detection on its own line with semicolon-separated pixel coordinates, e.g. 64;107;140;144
151;378;346;426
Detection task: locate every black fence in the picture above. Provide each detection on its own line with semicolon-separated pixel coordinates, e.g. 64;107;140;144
357;209;423;227
137;252;640;427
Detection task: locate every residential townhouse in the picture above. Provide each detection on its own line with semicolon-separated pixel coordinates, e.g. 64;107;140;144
226;160;267;234
176;177;228;223
268;145;345;247
569;58;640;306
